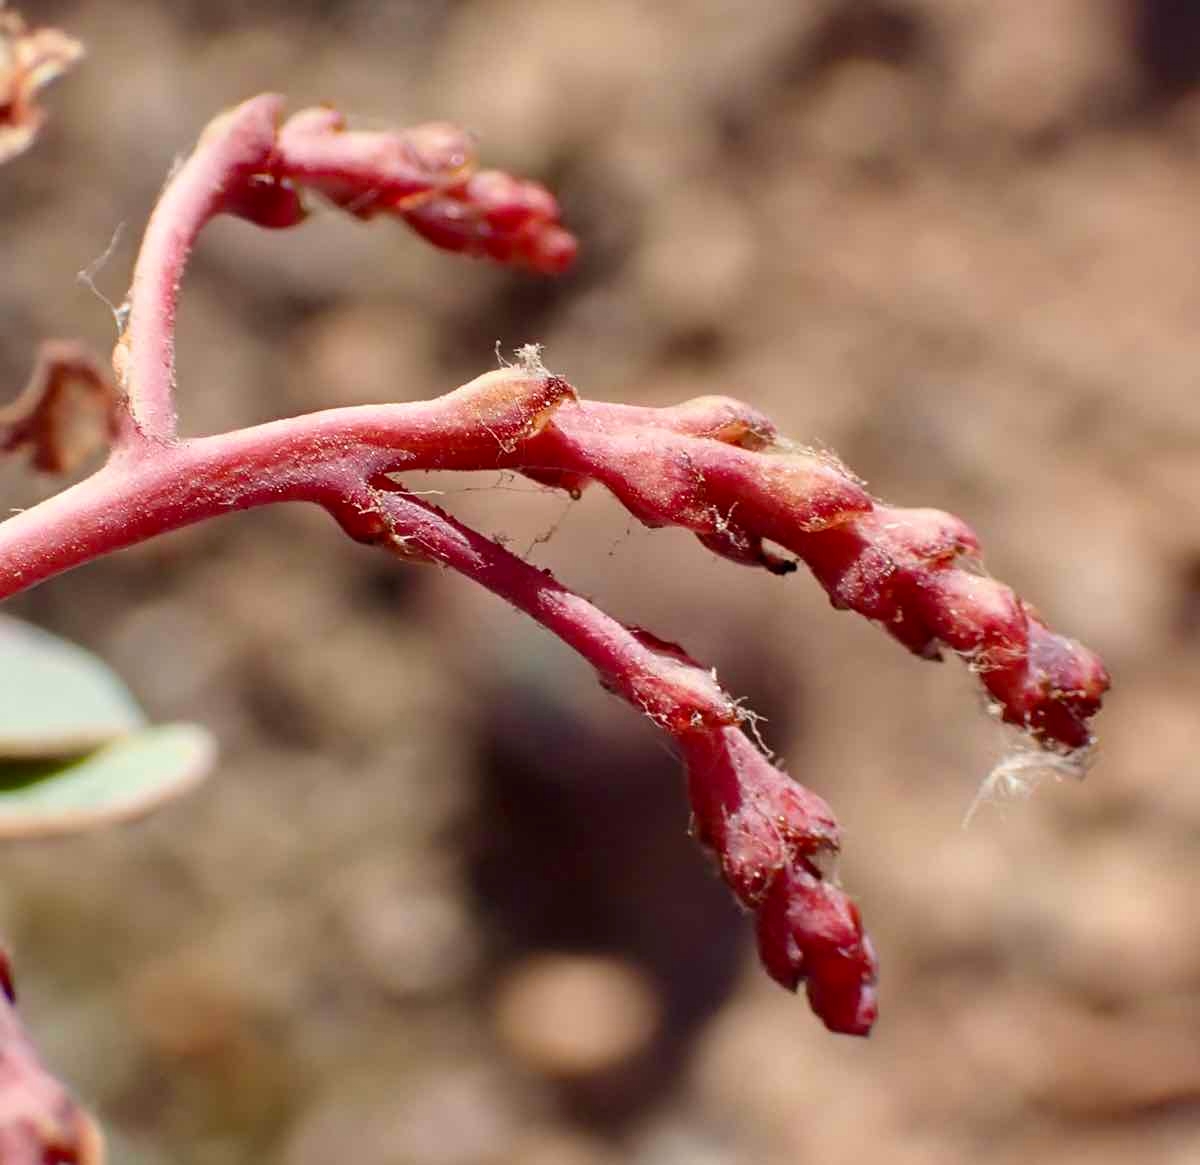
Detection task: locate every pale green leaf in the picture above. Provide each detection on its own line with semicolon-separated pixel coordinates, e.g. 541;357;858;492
0;723;215;838
0;615;144;756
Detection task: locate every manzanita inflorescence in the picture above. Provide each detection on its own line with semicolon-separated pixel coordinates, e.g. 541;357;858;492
0;95;1109;1047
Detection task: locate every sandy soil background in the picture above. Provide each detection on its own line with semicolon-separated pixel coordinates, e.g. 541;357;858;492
3;2;1200;1162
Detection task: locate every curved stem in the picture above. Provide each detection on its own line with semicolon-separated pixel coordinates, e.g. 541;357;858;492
334;480;879;1034
116;96;284;445
113;94;570;447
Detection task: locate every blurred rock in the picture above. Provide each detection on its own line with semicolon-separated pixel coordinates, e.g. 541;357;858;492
956;984;1200;1118
284;1066;523;1165
800;60;930;170
505;1127;616;1165
634;188;757;335
493;954;661;1079
287;304;441;413
938;0;1133;142
334;856;479;1000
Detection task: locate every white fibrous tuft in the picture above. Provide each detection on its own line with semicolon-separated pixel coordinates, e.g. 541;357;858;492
515;342;547;375
963;739;1094;827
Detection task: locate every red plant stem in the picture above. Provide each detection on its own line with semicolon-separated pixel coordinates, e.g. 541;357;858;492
0;368;565;596
0;377;837;599
116;95;569;445
348;485;738;733
0;378;884;1032
119;95;403;443
0;431;731;733
115;98;278;444
0;374;1108;750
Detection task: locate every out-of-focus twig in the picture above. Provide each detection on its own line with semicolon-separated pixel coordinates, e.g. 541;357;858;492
0;949;104;1164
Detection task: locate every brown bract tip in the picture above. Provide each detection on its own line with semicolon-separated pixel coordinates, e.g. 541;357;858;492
0;342;117;473
0;12;83;164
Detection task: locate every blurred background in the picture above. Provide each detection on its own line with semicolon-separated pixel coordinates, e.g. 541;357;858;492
2;1;1200;1162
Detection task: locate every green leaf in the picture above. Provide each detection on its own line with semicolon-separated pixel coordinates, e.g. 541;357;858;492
0;615;144;756
0;724;215;838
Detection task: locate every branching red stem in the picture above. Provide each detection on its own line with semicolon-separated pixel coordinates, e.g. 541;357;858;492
0;95;1110;1038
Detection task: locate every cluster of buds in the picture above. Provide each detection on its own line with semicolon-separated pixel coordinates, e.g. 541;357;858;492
682;705;878;1033
213;103;575;272
511;394;1109;754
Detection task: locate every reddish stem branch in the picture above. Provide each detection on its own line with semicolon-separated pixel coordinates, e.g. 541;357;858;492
116;96;574;445
355;485;880;1033
0;367;570;597
506;400;1109;751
